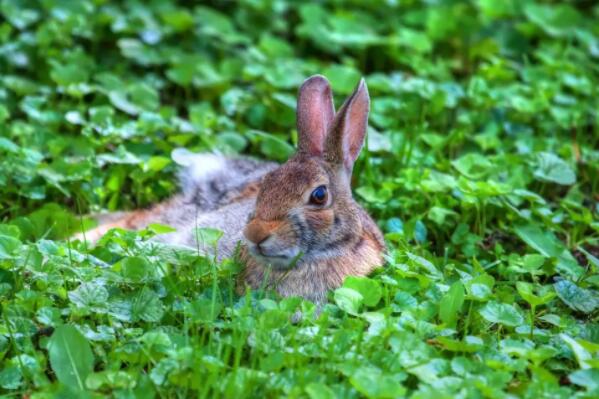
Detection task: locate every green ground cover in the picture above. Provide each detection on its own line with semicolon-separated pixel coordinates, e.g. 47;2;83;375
1;0;598;397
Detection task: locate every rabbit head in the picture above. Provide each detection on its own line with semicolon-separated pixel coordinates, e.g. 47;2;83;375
243;75;372;269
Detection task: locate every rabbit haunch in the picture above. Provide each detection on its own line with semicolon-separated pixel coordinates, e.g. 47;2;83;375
76;75;385;301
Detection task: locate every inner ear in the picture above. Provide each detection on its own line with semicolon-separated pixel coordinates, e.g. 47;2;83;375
325;78;369;172
296;75;335;157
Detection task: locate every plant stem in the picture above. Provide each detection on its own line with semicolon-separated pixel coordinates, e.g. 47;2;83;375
463;300;473;338
530;305;535;340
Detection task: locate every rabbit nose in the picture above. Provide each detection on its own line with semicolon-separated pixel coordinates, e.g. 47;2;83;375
244;219;278;245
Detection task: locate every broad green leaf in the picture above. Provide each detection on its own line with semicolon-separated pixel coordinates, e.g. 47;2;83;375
187;297;222;323
147;223;178;235
427;206;457;226
131;288;164;322
577;246;599;269
36;307;62;327
248;130;295;161
0;2;40;29
195;6;246;44
439;281;465;327
396;28;432;53
350;366;406;398
107;299;133;322
465;273;495;302
436;336;483;353
334;287;363;316
50;60;90;86
145;156;171;172
569;369;599;390
451;153;493;179
0;366;22;390
305;382;336;399
109;83;159;115
554;280;598;314
343;276;382;307
48;325;94;390
216;131;248;152
533;152;576;185
221;88;247;115
524;3;581;37
119;256;153;282
149;358;178;386
68;282;109;313
514;223;583;278
406;252;442;280
356;186;386;204
96;147;142;166
0;226;21;260
522;254;546;272
385;217;404;234
414;220;427;243
322;65;361;94
468;283;492;301
86;370;136;390
118;39;162;66
0;137;18;152
408;358;448;382
160;9;194;31
479;301;524;327
393;292;418;311
561;334;593;369
259;309;289;330
193;227;224;248
516;282;555;307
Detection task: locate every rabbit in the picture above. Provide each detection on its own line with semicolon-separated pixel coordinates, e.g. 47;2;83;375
76;75;385;303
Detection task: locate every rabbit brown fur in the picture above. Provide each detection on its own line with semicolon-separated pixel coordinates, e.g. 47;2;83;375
77;75;385;302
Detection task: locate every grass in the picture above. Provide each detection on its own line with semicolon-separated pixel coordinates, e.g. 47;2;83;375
0;0;598;398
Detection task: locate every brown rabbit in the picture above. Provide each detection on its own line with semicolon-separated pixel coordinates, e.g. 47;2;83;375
76;75;385;302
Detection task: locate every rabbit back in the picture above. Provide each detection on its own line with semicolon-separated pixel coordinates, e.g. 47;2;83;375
174;150;277;211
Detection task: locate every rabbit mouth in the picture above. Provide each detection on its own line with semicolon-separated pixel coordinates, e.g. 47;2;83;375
246;243;301;269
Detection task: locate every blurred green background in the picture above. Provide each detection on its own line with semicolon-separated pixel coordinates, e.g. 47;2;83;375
1;0;597;237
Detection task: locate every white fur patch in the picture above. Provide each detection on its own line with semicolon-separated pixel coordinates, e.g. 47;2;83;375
172;149;227;183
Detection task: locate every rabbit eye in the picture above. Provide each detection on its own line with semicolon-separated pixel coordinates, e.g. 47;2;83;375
309;185;328;205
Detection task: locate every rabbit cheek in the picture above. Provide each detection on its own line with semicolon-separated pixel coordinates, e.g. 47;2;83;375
266;223;297;251
275;226;300;253
304;209;334;234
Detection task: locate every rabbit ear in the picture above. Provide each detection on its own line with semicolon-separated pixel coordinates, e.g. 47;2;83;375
296;75;335;157
325;78;369;172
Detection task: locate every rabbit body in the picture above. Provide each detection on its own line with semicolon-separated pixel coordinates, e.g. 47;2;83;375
80;153;277;257
78;75;385;302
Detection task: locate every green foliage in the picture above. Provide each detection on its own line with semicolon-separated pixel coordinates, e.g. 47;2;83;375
1;0;598;397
